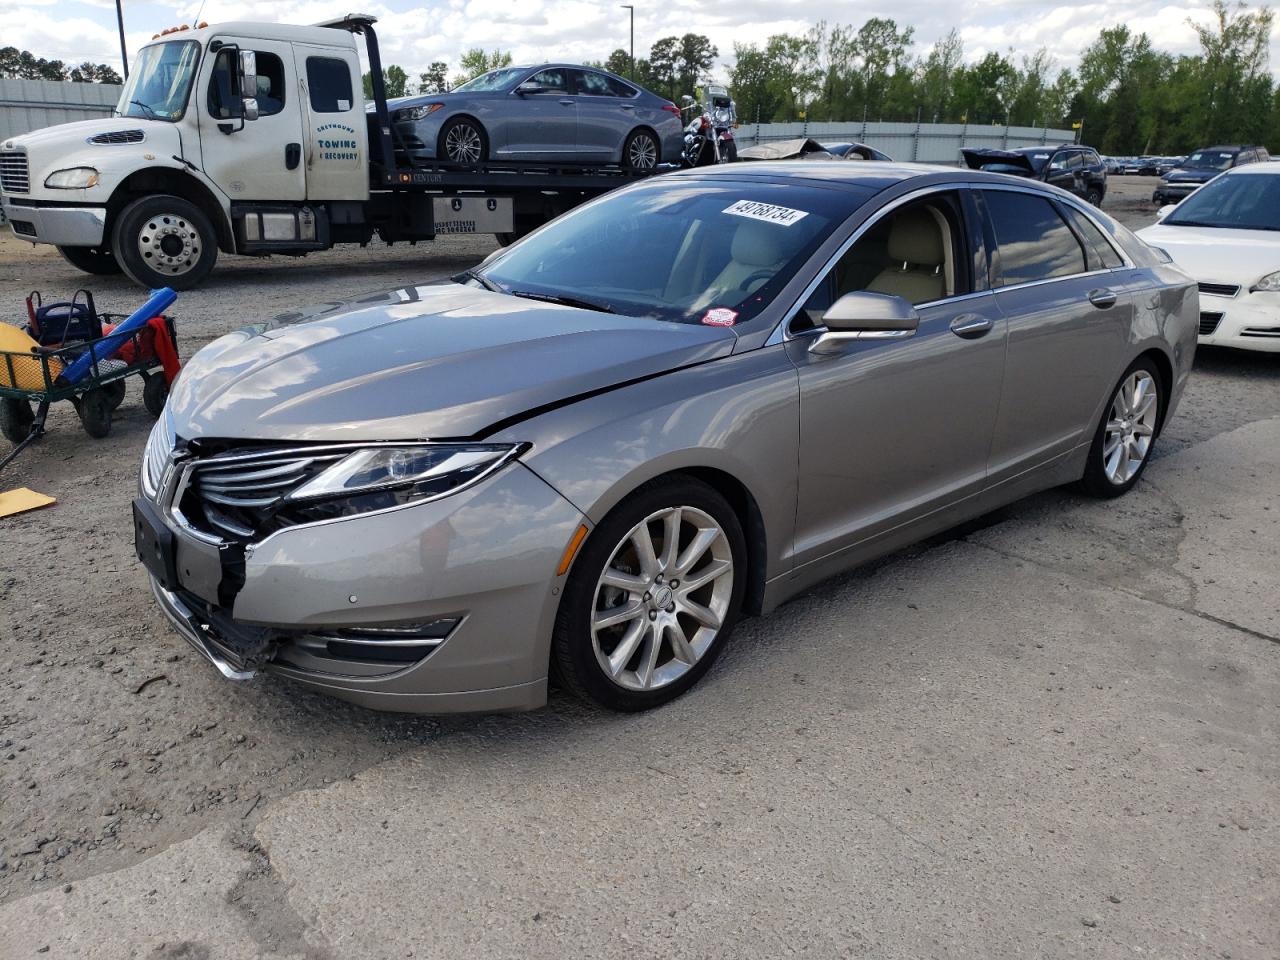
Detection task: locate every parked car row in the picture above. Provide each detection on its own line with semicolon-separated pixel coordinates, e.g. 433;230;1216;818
1151;144;1271;205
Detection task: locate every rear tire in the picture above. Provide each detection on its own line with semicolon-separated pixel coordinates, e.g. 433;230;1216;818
623;129;660;171
111;195;218;291
1080;358;1162;498
57;245;122;275
552;475;746;711
0;398;35;444
1086;187;1104;206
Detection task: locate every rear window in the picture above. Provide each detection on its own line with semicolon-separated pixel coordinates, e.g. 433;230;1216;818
306;57;353;112
984;190;1086;286
575;70;636;97
1059;205;1124;270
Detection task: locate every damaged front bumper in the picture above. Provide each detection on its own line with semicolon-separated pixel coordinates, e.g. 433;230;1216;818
149;579;272;680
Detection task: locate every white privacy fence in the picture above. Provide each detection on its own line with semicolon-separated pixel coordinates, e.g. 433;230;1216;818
736;121;1079;164
0;78;121;142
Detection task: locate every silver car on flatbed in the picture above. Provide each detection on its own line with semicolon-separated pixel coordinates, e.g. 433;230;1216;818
135;163;1198;713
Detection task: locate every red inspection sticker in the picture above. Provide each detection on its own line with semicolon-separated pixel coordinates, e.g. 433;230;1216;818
701;308;738;327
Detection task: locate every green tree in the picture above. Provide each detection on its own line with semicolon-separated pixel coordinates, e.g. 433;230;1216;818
728;42;786;123
418;62;448;94
362;65;410;100
451;48;513;89
919;30;964;122
604;48;632;78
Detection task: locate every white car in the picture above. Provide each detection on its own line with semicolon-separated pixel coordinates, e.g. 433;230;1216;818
1137;162;1280;352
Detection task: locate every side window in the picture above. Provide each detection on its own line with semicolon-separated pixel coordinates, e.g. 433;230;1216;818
208;50;285;119
574;70;611;96
528;68;568;93
1059;204;1124;270
1085;150;1101;165
1257;148;1271;162
603;74;637;97
306;57;353;113
983;190;1087;287
799;193;967;327
1066;152;1085;169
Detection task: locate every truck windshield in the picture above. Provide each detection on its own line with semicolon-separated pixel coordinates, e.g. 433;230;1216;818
117;40;201;121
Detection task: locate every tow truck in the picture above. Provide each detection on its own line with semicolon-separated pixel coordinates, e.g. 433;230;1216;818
0;15;663;289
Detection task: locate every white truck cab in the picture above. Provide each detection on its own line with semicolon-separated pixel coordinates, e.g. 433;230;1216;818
1;15;645;289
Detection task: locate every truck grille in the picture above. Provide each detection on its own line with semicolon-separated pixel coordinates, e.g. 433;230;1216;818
0;151;30;194
1197;282;1240;298
1199;312;1223;335
181;449;345;540
88;129;145;145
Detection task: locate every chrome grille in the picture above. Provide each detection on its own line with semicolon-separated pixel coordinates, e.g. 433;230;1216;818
1199;312;1223;335
1197;282;1240;298
0;151;29;194
88;129;145;145
183;450;345;540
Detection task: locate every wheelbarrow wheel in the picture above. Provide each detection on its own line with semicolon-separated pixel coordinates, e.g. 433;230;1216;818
77;388;112;439
142;373;168;418
0;398;35;444
103;379;127;411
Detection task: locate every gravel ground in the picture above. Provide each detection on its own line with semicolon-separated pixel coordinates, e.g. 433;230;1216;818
0;174;1276;955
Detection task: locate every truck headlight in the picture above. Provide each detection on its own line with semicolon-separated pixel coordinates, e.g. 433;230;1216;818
1250;271;1280;293
393;104;444;123
44;167;100;189
281;442;526;522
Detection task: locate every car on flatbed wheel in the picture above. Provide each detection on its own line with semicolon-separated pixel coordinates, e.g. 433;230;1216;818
136;162;1196;715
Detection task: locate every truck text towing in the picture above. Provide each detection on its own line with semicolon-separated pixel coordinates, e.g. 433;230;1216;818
0;15;665;289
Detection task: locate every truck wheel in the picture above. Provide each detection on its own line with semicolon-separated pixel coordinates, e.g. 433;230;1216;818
76;388;112;439
623;129;659;170
438;118;488;166
0;398;35;444
142;372;169;417
112;195;218;291
57;245;122;275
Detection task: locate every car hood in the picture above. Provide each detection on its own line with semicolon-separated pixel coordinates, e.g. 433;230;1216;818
382;91;493;112
960;149;1038;175
1136;223;1280;282
166;284;737;443
1164;167;1220;183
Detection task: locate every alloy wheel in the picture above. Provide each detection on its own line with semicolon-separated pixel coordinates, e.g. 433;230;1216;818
137;214;202;277
445;124;483;164
590;505;734;692
1103;370;1158;485
628;134;658;169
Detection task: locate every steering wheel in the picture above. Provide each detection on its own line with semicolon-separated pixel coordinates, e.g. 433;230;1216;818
738;269;774;294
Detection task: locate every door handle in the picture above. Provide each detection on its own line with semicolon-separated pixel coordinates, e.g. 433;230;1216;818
559;99;575;106
950;314;994;339
620;104;635;110
285;142;301;170
1088;288;1117;309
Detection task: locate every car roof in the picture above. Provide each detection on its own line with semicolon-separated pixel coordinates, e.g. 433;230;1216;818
1224;160;1280;176
666;161;1054;194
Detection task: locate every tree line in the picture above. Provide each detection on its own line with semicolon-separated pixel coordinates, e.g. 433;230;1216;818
0;47;121;84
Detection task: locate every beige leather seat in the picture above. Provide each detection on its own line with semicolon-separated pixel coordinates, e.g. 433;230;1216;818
866;208;947;304
692;220;787;311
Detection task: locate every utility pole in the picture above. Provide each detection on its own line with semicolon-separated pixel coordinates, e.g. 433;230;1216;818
620;5;635;80
116;0;129;79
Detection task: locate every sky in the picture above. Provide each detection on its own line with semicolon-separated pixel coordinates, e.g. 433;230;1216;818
3;0;1278;83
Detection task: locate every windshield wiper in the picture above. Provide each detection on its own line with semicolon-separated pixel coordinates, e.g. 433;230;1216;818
510;290;617;314
129;99;159;120
453;268;506;293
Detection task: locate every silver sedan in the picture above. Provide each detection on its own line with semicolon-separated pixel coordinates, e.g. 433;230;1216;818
385;63;684;169
135;164;1197;713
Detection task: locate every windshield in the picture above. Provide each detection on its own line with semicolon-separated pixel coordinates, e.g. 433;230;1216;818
453;67;526;93
1183;150;1235;171
473;180;861;325
117;40;200;121
1164;174;1280;231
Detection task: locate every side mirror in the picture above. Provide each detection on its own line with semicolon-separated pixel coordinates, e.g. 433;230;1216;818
1157;203;1177;220
237;49;257;100
515;81;547;95
809;291;919;355
681;95;694;104
242;98;259;122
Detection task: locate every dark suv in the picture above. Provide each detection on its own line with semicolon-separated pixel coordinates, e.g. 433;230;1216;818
1152;145;1271;205
961;145;1108;205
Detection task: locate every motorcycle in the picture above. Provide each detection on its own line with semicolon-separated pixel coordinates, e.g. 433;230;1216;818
680;83;738;167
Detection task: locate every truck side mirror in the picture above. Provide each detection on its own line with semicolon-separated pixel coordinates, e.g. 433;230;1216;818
238;50;258;100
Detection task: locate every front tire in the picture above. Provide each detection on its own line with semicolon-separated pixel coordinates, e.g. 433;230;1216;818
0;398;35;444
1086;187;1104;206
623;129;659;171
1080;358;1162;498
438;117;488;166
57;245;122;275
111;195;218;291
553;476;746;711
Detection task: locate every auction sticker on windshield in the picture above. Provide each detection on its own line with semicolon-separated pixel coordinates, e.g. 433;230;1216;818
724;200;808;226
701;307;738;326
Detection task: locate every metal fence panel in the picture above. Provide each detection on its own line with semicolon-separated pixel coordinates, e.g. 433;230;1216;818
0;78;121;143
736;121;1078;164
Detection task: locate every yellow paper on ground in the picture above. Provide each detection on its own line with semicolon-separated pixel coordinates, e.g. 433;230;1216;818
0;322;63;389
0;487;56;518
